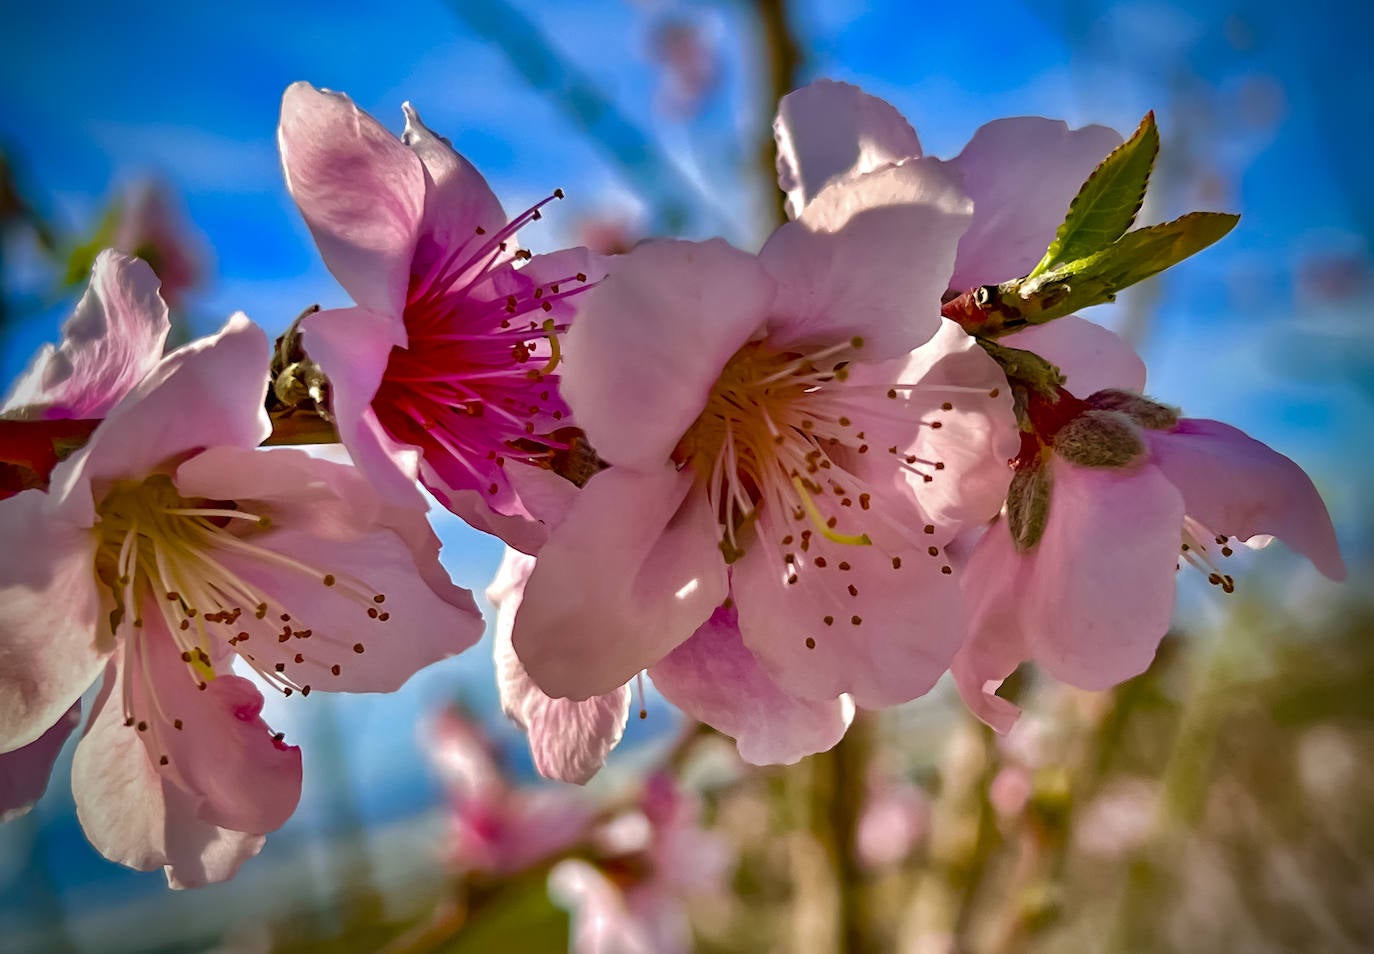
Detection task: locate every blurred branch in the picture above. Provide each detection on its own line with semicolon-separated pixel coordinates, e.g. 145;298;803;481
446;0;735;234
753;0;803;228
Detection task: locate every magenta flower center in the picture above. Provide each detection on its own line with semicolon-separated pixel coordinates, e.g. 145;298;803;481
371;193;593;501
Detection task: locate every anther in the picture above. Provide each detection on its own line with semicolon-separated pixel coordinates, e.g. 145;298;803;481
805;637;816;649
353;643;366;654
851;615;862;626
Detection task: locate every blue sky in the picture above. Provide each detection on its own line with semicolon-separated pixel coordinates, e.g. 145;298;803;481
2;0;1371;944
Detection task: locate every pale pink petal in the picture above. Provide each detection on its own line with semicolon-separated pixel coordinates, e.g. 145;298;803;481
733;510;964;708
491;549;631;784
2;251;169;419
205;524;480;693
951;523;1030;733
175;444;465;608
1024;460;1184;689
549;859;655;954
278;82;424;318
560;239;776;470
512;465;728;700
0;702;79;821
400;102;508;278
946;118;1122;289
300;306;425;507
649;605;851;765
0;490;105;751
1146;419;1345;580
760;159;972;360
48;314;272;524
73;663;270;887
426;706;504;800
847;319;1018;532
124;617;302;835
174;445;483;690
1003;315;1147;395
773;79;923;220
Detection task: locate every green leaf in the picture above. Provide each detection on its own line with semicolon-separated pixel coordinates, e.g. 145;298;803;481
1029;112;1160;278
1011;211;1239;325
970;211;1239;334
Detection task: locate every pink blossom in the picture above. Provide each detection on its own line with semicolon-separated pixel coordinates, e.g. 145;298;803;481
0;251;170;499
855;768;930;870
549;774;733;954
773;79;1123;290
491;547;850;778
278;83;602;553
953;319;1344;731
111;178;208;309
425;706;592;877
512;160;1020;714
0;314;482;886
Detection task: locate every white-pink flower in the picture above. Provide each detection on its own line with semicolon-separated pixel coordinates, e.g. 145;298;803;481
510;166;1019;712
0;311;483;886
491;547;850;779
773;79;1123;291
424;705;592;878
278;82;602;553
952;319;1345;731
549;774;733;954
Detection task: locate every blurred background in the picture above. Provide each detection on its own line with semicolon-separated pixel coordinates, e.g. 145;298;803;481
1;1;1371;951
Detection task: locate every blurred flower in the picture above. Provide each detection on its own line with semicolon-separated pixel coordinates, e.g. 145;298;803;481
855;768;930;870
278;82;603;553
549;774;733;954
0;309;482;886
425;705;593;877
112;178;209;309
1074;777;1158;858
953;318;1344;731
578;215;641;257
513;164;1018;713
647;15;721;119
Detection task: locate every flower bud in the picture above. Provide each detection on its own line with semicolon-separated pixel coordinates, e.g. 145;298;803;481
1007;460;1052;551
1085;389;1179;430
1052;410;1146;468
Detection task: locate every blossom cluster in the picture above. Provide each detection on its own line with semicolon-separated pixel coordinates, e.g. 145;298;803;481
0;79;1342;888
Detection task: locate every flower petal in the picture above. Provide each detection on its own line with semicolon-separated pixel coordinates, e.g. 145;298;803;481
0;490;105;752
560;239;776;470
124;617;302;835
1003;315;1147;395
733;510;964;708
650;605;852;765
72;663;271;888
773;79;922;220
301;306;425;508
0;702;79;821
760;159;972;360
946;117;1122;289
278;82;424;318
3;251;169;420
1024;459;1184;689
512;465;728;700
174;445;483;691
1146;419;1345;580
951;524;1029;733
48;314;272;525
491;551;631;784
847;319;1018;533
400;102;508;281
